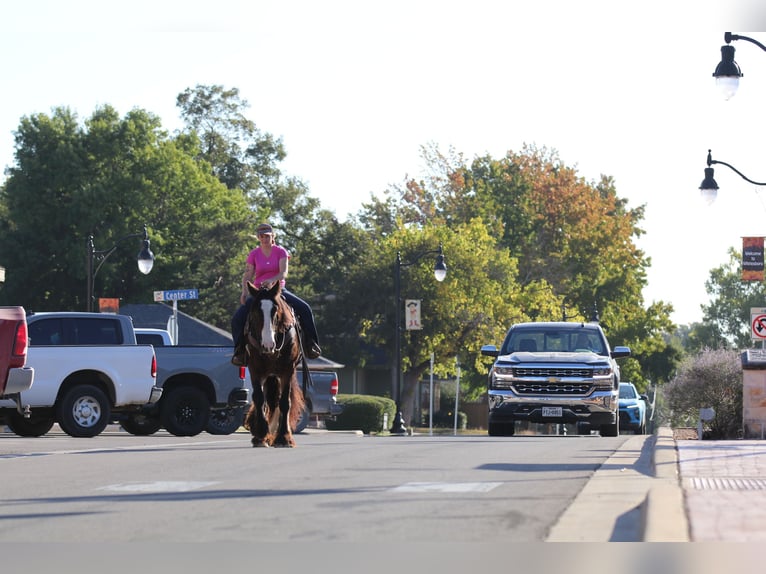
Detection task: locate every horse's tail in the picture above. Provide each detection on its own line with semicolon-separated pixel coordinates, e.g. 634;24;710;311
289;374;307;431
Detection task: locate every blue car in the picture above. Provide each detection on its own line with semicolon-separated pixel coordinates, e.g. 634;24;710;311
618;382;647;434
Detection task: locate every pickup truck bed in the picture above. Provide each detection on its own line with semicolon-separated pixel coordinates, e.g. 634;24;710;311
0;312;161;437
0;306;34;409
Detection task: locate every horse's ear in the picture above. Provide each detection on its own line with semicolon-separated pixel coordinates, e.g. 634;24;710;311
247;281;258;296
268;281;281;297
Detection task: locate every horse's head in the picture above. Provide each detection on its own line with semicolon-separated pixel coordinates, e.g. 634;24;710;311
246;281;288;354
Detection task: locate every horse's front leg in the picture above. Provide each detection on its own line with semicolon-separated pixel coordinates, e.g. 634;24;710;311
272;378;296;448
246;375;271;447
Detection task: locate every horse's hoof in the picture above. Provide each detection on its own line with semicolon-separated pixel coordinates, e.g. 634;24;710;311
251;438;269;448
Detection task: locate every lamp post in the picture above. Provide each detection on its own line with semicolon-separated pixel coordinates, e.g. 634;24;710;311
699;149;766;205
713;32;766;100
86;225;155;312
391;243;447;435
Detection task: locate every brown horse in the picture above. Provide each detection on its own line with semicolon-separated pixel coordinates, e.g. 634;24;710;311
242;281;306;447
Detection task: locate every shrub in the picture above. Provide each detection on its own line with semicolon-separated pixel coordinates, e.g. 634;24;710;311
325;394;396;434
663;348;742;439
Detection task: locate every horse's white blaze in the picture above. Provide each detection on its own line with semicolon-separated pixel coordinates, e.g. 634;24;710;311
259;299;276;351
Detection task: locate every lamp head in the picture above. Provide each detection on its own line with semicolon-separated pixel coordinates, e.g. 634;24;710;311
137;239;154;274
699;167;719;205
433;249;447;282
713;44;743;100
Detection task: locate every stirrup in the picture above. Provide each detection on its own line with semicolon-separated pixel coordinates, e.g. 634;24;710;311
231;344;247;366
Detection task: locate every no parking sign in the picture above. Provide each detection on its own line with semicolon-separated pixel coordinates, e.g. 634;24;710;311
751;308;766;340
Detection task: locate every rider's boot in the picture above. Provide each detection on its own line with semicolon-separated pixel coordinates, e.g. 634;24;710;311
231;339;247;366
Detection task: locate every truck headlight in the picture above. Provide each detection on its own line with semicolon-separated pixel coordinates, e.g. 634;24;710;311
493;366;513;376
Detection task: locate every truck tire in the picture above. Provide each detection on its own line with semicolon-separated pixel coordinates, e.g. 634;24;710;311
600;421;619;437
121;414;162;436
161;387;210;436
206;406;245;435
6;411;55;437
488;421;515;436
57;384;111;437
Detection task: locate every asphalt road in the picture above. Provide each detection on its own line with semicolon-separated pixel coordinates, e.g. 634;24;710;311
0;427;635;544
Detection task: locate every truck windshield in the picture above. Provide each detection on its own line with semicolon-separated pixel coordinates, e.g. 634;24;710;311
502;329;606;355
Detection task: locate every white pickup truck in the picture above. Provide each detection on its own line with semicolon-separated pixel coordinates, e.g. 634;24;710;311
0;312;161;437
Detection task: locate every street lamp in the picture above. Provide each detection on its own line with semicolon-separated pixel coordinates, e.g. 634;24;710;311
391;243;447;435
713;32;766;100
699;150;766;205
86;225;155;312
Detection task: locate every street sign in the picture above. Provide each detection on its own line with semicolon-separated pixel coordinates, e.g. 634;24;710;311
751;307;766;340
154;289;199;302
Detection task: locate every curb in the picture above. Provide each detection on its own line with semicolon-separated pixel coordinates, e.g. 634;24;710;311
641;426;689;541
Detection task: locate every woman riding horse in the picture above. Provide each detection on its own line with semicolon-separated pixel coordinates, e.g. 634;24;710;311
231;223;321;366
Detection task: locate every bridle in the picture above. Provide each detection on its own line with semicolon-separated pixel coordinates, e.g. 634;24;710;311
245;293;296;356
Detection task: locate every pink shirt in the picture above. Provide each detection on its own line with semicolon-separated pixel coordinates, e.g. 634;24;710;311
247;245;289;288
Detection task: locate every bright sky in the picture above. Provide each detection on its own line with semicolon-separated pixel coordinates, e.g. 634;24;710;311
2;0;765;326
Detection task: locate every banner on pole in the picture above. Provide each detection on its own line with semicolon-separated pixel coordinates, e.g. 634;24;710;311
405;299;422;330
743;237;764;281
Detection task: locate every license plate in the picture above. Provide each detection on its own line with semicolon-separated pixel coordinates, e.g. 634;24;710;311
542;407;562;417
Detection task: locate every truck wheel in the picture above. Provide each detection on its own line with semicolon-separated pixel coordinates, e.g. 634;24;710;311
6;411;55;437
488;421;514;436
161;387;210;436
206;406;245;435
292;404;311;434
600;422;619;437
57;384;111;437
121;414;162;436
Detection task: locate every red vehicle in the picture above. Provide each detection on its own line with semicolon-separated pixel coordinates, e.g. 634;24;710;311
0;306;34;413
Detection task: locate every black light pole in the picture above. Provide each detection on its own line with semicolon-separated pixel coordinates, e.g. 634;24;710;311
86;225;155;312
713;32;766;100
699;150;766;205
391;244;447;435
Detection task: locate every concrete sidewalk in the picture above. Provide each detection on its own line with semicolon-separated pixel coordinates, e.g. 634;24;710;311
674;435;766;541
645;427;766;542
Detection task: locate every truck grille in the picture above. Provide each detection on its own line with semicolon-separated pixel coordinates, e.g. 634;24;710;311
513;367;592;377
513;382;592;395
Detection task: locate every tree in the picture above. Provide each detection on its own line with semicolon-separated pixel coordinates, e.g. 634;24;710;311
0;105;251;329
382;144;677;388
176;84;285;203
323;216;561;423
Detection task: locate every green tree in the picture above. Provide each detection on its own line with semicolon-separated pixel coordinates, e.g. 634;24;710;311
383;144;677;388
324;216;561;423
0;105;251;329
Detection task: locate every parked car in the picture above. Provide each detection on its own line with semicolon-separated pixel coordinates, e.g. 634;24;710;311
618;382;647;434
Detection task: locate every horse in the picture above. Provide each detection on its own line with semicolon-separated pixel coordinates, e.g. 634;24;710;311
242;280;307;447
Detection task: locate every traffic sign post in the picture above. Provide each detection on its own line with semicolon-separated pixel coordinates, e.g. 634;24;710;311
153;289;199;344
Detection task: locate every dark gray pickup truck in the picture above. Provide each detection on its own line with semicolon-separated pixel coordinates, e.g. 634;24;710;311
135;328;342;435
